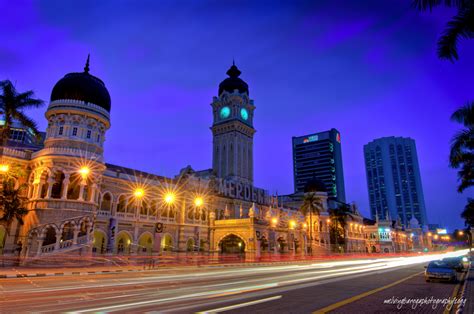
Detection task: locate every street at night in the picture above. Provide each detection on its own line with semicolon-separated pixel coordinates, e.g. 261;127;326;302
0;251;471;313
1;1;474;313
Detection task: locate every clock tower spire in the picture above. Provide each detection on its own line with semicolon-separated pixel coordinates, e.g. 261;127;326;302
211;63;255;184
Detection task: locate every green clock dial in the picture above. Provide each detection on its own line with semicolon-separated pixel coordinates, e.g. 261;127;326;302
220;106;230;119
240;108;249;120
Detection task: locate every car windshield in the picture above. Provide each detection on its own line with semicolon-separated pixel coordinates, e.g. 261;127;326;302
428;261;451;269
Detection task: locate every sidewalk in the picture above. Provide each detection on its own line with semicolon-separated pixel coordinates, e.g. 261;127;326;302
460;260;473;313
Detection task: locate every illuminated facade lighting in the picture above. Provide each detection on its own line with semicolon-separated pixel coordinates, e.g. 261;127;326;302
79;166;90;178
194;197;204;207
134;188;145;198
0;164;9;173
164;192;175;204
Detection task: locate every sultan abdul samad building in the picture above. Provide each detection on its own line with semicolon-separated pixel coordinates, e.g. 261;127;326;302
0;59;430;260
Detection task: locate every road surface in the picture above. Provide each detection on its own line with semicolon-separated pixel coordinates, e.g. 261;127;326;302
0;251;468;313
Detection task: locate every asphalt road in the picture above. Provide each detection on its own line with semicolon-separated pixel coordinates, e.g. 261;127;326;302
0;251;467;313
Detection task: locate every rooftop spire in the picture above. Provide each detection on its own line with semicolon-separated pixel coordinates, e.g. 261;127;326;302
226;61;241;78
84;54;90;73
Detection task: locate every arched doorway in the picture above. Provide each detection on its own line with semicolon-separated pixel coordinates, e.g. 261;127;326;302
93;230;107;254
186;238;195;252
116;232;131;255
43;226;57;246
219;234;245;254
161;234;173;252
277;236;287;253
138;233;153;254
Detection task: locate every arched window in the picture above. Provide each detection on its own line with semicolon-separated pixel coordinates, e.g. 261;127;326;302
61;222;74;241
117;195;127;213
51;171;65;199
67;173;81;200
43;227;57;246
100;193;112;211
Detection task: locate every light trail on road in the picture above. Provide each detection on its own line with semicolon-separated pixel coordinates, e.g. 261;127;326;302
0;250;468;313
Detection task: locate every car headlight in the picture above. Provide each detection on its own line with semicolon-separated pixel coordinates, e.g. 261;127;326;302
462;257;468;262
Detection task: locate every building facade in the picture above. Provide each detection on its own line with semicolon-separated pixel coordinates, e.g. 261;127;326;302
0;61;431;261
292;129;346;204
364;137;428;228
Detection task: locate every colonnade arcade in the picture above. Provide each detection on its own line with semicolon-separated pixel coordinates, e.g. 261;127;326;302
26;216;93;257
27;166;100;203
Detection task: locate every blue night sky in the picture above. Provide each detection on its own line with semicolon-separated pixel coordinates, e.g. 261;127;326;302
1;0;473;230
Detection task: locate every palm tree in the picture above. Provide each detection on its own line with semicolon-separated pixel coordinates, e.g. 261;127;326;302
461;198;474;251
413;0;474;61
329;204;354;253
449;102;474;192
0;180;28;254
0;80;44;146
300;192;324;255
461;198;474;227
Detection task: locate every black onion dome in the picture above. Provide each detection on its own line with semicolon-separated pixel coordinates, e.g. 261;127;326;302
304;176;326;193
50;56;111;112
218;62;249;96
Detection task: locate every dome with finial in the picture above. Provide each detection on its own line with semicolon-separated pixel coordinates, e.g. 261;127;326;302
50;55;111;112
218;61;249;96
304;175;326;193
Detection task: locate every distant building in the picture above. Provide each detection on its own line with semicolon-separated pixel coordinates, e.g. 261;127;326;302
364;137;428;228
292;129;346;204
0;116;45;151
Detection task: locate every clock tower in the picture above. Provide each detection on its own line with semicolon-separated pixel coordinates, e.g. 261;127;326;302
211;62;255;184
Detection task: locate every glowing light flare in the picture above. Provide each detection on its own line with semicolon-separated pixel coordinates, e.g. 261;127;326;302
326;219;331;224
458;231;464;236
271;217;278;226
194;196;204;207
303;223;308;229
79;166;90;178
164;192;175;204
0;164;9;173
289;220;296;229
134;188;145;198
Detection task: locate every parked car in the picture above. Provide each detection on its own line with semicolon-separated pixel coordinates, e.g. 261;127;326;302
443;256;470;272
424;260;457;282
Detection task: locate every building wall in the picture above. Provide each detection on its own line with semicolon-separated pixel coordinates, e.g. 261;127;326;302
292;128;346;203
364;137;428;228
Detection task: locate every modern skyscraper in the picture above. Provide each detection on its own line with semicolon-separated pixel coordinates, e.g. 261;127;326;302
292;129;346;203
211;62;255;184
364;137;428;227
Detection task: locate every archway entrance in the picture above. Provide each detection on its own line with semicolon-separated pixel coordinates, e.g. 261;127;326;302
219;234;245;254
116;232;131;255
93;230;106;254
161;234;173;252
186;238;195;252
138;233;153;254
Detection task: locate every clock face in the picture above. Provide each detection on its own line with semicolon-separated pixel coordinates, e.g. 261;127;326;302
240;108;249;120
220;106;230;119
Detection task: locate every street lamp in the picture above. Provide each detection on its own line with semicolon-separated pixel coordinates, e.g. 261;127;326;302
194;196;204;207
289;220;296;229
134;188;145;198
458;231;464;236
271;217;278;226
164;192;175;205
79;166;90;179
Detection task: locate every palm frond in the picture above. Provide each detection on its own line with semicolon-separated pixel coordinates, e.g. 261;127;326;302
437;5;474;61
413;0;472;11
13;111;40;135
449;129;474;167
15;91;45;110
451;101;474;127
